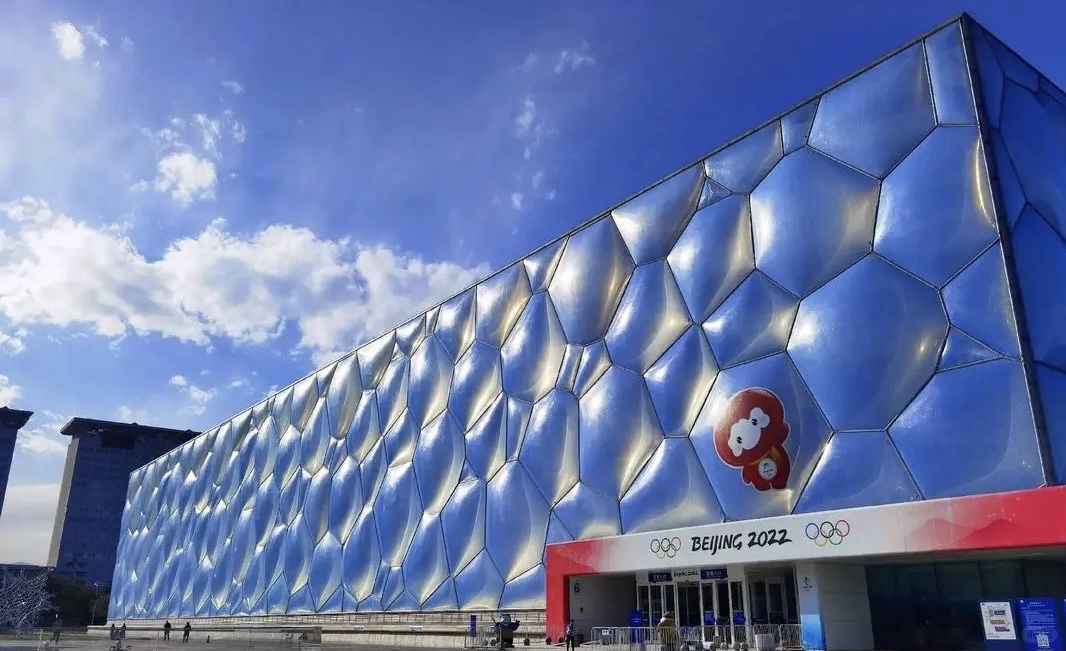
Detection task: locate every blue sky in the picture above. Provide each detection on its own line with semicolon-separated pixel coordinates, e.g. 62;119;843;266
1;0;1064;564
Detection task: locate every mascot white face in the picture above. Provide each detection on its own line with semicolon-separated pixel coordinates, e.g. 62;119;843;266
727;407;770;458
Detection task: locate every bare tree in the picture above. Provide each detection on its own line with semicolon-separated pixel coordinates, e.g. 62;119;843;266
0;567;54;630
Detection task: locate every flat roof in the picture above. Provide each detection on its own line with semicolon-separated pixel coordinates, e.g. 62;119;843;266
0;407;33;429
59;417;199;440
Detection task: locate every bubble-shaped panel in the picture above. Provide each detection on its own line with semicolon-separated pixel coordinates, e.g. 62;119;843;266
938;328;1000;372
580;366;664;499
376;356;410;432
299;401;333;474
1035;364;1066;483
408;336;454;428
942;243;1021;359
698;178;730;210
548;218;635;344
325;355;362;438
454;550;504;610
690;353;831;520
890;360;1044;498
436;288;476;361
523;240;565;293
808;43;935;177
307;533;342;611
485;462;550;581
874;127;998;286
383;410;418;467
501;292;567;403
372;462;422;566
328;456;362;544
924;23;978;125
401;515;449;605
553;482;620;539
441;479;486;574
605;260;691;373
970;28;1004;128
1010;210;1066;369
794;432;920;513
450;341;503;430
704;271;798;368
341;511;381;601
789;255;948;430
413;412;464;514
465;395;507;481
751;147;879;298
475;264;532;348
620;438;724;533
705;121;783;193
644;326;717;438
611;164;703;265
422;578;458;611
395;315;427;357
573;341;611;398
781;100;818;155
347;390;381;463
303;467;332;543
518;389;580;504
667;195;754;322
499;564;545;609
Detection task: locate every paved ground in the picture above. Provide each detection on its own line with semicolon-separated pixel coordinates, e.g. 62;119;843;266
0;639;428;651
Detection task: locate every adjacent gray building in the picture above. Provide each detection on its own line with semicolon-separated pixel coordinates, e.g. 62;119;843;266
47;418;197;586
0;407;33;519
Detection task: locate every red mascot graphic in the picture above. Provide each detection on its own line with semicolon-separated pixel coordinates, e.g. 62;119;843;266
713;388;791;491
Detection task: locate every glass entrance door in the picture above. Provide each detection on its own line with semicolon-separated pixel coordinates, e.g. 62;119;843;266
638;583;676;627
677;583;702;627
749;570;798;625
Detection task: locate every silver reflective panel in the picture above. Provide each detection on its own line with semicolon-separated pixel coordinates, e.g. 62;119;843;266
111;17;1056;619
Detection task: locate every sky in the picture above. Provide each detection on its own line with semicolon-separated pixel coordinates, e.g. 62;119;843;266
1;0;1064;565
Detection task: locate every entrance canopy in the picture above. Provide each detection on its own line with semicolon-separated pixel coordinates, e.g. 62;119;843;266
545;485;1066;629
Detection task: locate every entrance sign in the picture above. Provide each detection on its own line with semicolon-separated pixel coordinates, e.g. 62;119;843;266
672;569;699;581
648;571;671;583
1017;599;1061;651
700;568;727;581
981;601;1019;641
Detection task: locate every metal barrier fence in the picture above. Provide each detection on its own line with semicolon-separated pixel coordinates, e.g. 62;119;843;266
2;627;325;651
589;625;803;650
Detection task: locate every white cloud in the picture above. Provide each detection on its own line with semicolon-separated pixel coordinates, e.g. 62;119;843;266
168;374;188;387
222;80;244;95
169;375;215;414
554;43;595;74
0;198;489;366
50;22;85;61
16;412;68;456
514;97;537;137
153;152;217;206
0;374;21;405
228;378;248;389
0;328;26;354
0;482;61;564
83;26;108;49
510;193;524;211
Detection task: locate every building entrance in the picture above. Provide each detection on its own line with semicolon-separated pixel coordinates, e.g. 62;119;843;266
748;569;798;625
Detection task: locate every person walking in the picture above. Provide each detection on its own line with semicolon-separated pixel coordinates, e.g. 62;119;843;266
656;612;679;651
50;616;62;645
564;619;576;651
182;622;192;644
163;621;172;641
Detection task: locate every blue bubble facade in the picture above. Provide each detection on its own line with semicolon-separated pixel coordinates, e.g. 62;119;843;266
110;17;1066;619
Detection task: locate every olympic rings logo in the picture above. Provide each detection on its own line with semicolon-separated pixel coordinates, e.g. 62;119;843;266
650;537;682;559
805;520;851;547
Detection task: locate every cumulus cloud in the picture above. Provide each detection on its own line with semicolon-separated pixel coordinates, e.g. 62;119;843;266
554;43;595;74
136;110;246;205
222;80;244;95
50;22;85;61
169;375;216;415
0;482;61;564
0;328;26;354
0;374;20;405
16;411;69;456
153;152;218;205
0;198;488;366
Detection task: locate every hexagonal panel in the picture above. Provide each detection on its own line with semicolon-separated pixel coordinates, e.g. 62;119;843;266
573;340;611;397
475;264;532;347
667;194;754;322
346;390;381;463
372;462;422;566
698;178;729;210
485;462;550;581
383;410;418;467
874;126;998;286
454;550;504;610
359;438;387;505
789;255;948;430
307;533;342;611
376;356;409;432
644;325;718;437
499;564;545;609
781;100;818;154
620;438;723;534
394;315;427;356
302;467;332;543
808;43;935;177
794;431;920;514
704;271;798;369
942;243;1022;359
523;239;566;293
518;389;580;504
291;374;321;431
611;163;703;265
501;292;567;403
422;578;458;610
970;28;1004;128
506;397;532;461
450;341;503;430
890;359;1044;498
280;514;313;592
328;456;362;544
413;412;464;514
401;515;449;605
1010;211;1066;369
435;288;476;361
341;515;383;601
924;23;978;125
991;131;1026;229
547;217;635;344
690;353;832;520
465;395;507;481
441;479;486;575
750;147;879;297
553;482;620;539
580;366;664;499
704;121;783;192
605;260;691;373
408;335;454;428
556;343;582;392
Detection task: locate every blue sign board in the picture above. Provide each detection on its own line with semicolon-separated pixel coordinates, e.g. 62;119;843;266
648;571;672;583
1018;599;1061;651
701;568;727;581
628;610;644;628
703;611;715;625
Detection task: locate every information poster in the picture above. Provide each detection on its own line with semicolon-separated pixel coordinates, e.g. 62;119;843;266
1018;599;1062;651
981;601;1019;641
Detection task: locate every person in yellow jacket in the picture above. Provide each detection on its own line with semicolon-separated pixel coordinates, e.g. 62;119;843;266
656;612;680;651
